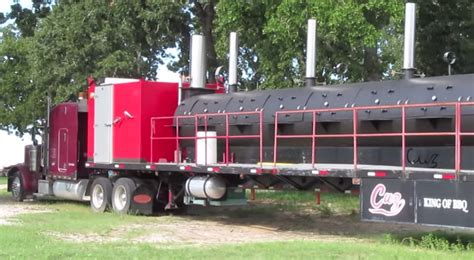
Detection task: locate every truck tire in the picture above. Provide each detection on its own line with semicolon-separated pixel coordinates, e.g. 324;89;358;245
112;178;136;214
90;177;113;213
10;171;25;202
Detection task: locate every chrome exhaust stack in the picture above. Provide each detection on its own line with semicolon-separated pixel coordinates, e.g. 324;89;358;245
305;19;317;87
228;32;238;93
190;35;207;88
403;3;416;79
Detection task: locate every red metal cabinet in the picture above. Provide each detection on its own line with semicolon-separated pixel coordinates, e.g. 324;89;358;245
89;79;178;164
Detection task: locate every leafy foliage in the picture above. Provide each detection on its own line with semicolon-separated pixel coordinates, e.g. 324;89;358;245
0;26;39;136
415;0;474;76
215;0;404;89
31;1;186;100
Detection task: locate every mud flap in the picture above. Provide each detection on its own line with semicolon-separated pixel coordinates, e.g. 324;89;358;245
130;185;154;215
361;178;474;228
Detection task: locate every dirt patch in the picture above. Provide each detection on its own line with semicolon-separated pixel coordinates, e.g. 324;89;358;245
0;204;51;225
0;185;51;225
44;217;365;245
42;205;441;245
131;219;317;245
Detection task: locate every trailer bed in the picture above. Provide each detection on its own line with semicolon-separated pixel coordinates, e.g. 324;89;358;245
86;161;474;181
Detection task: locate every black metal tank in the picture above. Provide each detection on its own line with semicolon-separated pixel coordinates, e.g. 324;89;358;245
175;74;474;170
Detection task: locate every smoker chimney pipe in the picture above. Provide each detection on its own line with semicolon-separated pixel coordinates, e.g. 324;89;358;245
403;3;416;79
305;19;317;87
190;35;207;88
228;32;238;93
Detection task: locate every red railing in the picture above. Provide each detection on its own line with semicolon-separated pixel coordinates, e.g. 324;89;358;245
274;102;474;174
151;111;264;166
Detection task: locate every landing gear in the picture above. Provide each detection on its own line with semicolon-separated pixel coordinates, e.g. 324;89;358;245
90;177;113;213
11;172;24;202
111;178;136;214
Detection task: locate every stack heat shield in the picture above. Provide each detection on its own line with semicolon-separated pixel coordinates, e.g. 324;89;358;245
175;74;474;170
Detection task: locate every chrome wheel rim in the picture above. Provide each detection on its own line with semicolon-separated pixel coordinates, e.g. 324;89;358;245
91;185;104;209
11;176;21;198
113;185;127;211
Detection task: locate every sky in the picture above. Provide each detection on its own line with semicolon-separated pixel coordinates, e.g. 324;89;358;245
0;1;180;168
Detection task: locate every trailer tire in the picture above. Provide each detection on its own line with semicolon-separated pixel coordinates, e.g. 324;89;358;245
112;178;136;214
10;171;24;202
90;177;113;213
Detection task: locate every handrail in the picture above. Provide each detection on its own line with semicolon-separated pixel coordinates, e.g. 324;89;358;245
151;111;264;166
274;101;474;176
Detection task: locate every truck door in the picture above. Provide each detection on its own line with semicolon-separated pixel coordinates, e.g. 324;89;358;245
94;85;114;163
48;103;78;178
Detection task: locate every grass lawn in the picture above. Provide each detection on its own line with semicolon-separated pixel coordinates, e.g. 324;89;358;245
1;231;474;259
0;177;7;185
1;206;473;260
1;188;474;258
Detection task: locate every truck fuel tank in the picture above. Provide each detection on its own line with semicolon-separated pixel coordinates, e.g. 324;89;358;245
185;176;226;200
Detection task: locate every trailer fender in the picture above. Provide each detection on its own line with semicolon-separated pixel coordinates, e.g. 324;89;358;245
7;164;38;195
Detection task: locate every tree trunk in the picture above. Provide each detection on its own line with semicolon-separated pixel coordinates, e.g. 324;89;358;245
363;46;381;81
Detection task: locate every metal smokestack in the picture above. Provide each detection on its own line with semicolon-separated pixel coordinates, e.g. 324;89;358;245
190;35;207;88
403;3;416;79
305;19;317;87
228;32;238;93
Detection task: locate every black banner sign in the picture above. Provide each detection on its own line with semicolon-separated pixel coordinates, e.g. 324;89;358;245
361;179;415;223
361;179;474;228
416;181;474;228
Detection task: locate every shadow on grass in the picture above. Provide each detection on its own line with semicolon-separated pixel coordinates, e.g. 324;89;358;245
179;191;441;238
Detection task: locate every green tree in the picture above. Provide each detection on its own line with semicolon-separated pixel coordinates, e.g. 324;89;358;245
215;0;404;89
415;0;474;76
5;0;52;36
30;1;188;103
0;26;40;136
0;0;53;137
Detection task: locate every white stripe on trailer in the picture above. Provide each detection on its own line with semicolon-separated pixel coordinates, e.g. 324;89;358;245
207;167;213;172
433;174;443;179
114;164;120;168
312;170;319;175
367;171;376;177
145;165;151;169
180;166;185;170
250;169;257;174
85;163;90;167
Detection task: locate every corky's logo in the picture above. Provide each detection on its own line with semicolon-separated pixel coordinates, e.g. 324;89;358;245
368;184;405;217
